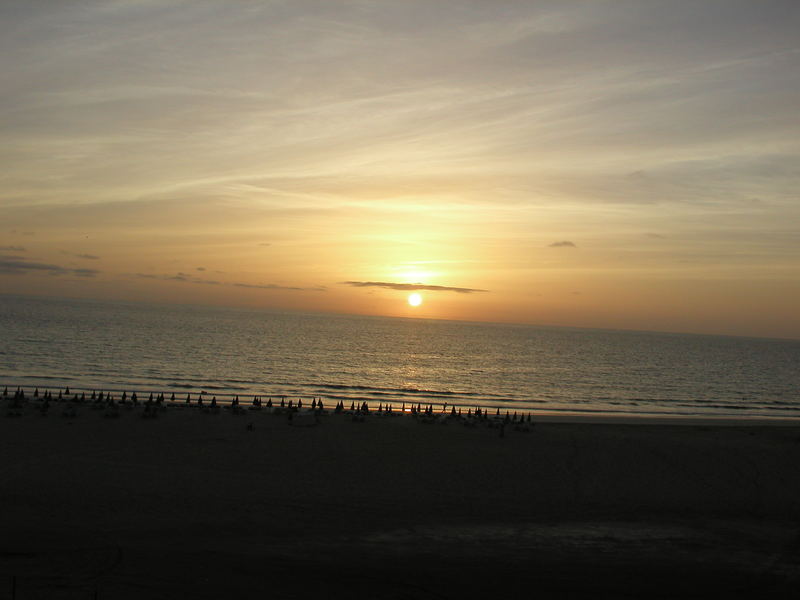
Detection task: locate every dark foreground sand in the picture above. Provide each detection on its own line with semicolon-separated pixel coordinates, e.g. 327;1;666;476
1;403;799;599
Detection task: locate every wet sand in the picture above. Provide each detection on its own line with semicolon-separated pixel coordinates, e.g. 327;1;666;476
1;402;799;598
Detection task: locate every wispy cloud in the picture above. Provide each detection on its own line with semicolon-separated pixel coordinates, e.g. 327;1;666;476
0;256;99;277
342;281;488;294
0;246;25;252
136;272;220;285
233;282;326;292
549;241;576;248
135;272;323;291
61;250;101;260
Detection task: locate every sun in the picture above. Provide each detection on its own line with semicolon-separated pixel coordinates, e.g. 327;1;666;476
407;292;423;307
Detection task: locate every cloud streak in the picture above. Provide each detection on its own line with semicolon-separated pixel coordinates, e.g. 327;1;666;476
342;281;488;294
0;256;99;277
61;251;102;260
233;282;325;292
135;272;324;292
136;272;220;285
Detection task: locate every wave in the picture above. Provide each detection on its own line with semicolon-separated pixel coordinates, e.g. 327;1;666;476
165;382;248;391
299;382;514;399
308;389;472;401
13;374;77;381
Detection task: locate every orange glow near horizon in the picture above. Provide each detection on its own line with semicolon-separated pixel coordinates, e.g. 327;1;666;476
0;3;798;339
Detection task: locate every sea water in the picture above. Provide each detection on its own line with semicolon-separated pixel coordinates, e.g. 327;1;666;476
1;294;798;419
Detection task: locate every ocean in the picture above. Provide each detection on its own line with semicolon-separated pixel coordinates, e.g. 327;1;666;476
1;294;799;419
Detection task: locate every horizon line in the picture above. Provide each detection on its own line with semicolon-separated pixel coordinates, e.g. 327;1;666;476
1;291;797;343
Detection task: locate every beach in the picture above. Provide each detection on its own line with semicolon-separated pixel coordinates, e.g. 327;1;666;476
1;398;799;598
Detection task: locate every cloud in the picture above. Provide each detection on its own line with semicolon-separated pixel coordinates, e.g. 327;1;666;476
4;1;796;218
60;251;101;259
168;273;190;281
342;281;488;294
0;246;25;251
196;266;206;271
0;255;99;277
135;272;322;291
549;241;576;247
136;272;219;285
234;282;325;292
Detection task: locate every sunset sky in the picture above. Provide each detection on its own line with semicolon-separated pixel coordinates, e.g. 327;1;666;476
1;1;798;338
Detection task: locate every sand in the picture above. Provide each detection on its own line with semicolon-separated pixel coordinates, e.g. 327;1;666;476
1;400;799;598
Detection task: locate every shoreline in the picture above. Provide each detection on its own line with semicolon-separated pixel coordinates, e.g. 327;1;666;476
529;410;800;426
3;383;800;425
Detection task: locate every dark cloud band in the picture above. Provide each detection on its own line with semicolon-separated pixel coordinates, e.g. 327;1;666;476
135;273;323;292
233;282;325;292
0;257;99;277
